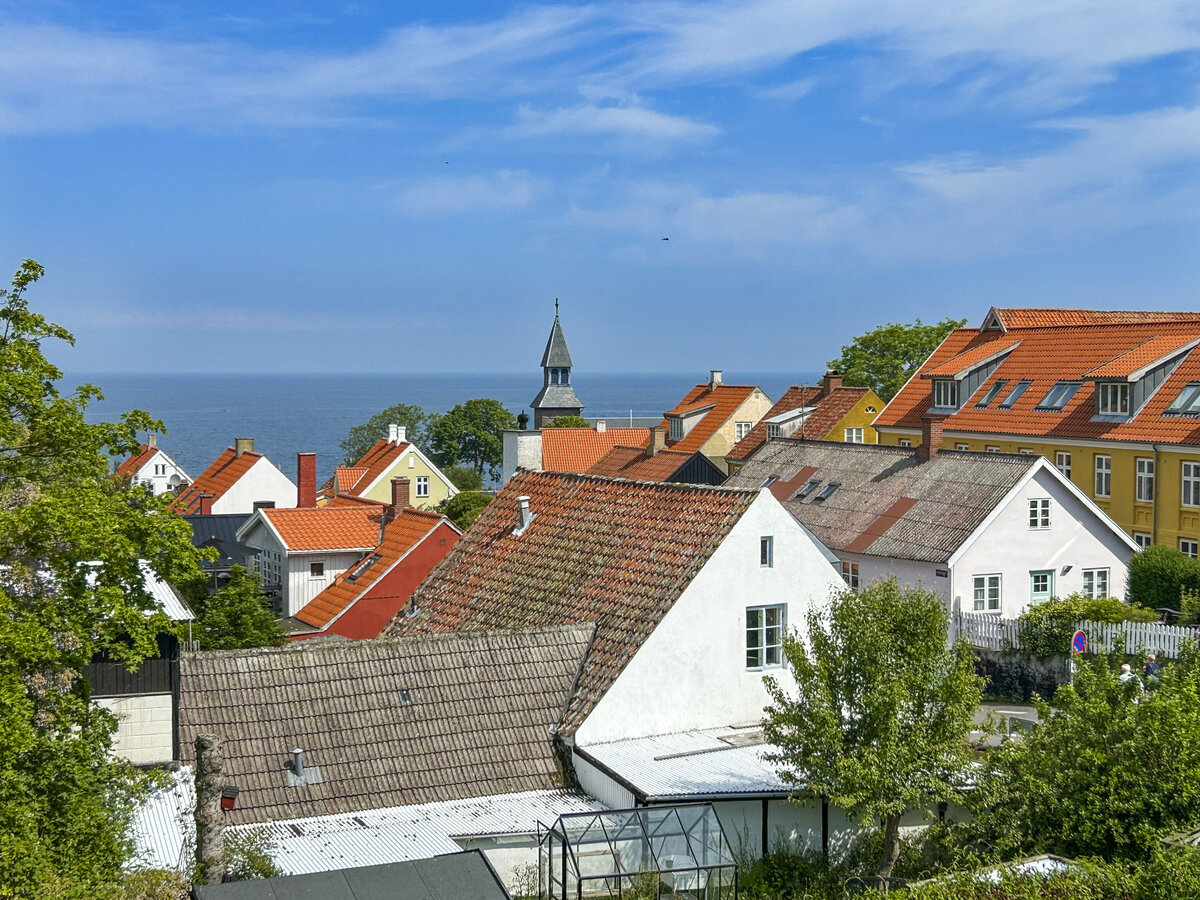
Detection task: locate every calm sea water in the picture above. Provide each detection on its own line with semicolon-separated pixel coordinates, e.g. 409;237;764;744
73;371;821;484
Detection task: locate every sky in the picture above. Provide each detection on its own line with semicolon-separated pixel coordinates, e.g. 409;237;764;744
2;1;1199;373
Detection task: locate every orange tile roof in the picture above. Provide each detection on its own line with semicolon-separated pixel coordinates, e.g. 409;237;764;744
727;386;871;461
540;427;651;472
332;466;369;493
116;444;157;479
338;440;410;497
1084;336;1199;379
385;470;758;735
325;494;387;509
173;448;263;514
261;505;383;551
295;508;447;629
923;341;1021;378
585;446;696;481
876;316;1200;445
660;384;758;454
992;308;1200;330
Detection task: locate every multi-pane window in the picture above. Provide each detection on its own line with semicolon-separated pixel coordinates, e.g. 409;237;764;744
899;439;912;447
309;561;325;578
841;561;860;589
845;427;864;443
1028;498;1050;528
1094;455;1111;498
669;418;683;440
746;605;785;669
973;574;1001;612
416;475;430;498
1136;458;1155;502
985;445;1000;453
1055;452;1072;479
1134;532;1152;550
1097;382;1130;415
1181;539;1199;559
1082;568;1109;598
1029;570;1054;605
933;380;958;409
1183;461;1200;507
760;536;773;568
955;443;970;451
1166;384;1200;415
735;421;752;441
766;423;780;439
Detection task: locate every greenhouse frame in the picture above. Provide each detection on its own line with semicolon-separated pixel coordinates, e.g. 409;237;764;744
538;803;738;899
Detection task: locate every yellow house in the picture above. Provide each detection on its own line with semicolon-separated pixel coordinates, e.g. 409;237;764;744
320;423;458;511
660;371;774;474
874;307;1200;555
725;370;884;474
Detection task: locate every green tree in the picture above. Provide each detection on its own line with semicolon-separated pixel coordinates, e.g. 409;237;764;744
441;463;484;492
763;579;982;880
190;567;286;651
969;649;1200;861
0;260;205;893
339;402;431;465
542;415;590;428
829;318;966;401
444;491;492;531
1127;544;1200;613
428;398;517;482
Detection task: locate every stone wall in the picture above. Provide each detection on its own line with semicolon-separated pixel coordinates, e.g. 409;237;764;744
974;649;1070;702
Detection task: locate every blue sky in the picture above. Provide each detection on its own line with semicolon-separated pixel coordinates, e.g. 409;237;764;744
2;1;1199;373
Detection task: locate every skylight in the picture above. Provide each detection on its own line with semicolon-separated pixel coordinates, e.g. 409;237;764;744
998;380;1032;409
814;482;841;501
1037;381;1082;411
794;480;821;499
1166;384;1200;415
976;380;1008;408
761;475;779;488
346;554;381;582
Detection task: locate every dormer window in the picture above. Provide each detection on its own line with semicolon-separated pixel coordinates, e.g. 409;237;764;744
766;423;780;439
1097;382;1130;416
932;380;958;409
668;418;683;440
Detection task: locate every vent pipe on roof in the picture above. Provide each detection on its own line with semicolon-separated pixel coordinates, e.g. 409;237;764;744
518;410;529;431
513;496;536;536
234;438;254;458
709;369;723;390
147;432;157;449
292;748;304;778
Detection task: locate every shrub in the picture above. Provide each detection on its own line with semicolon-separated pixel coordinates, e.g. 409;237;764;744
443;491;492;530
1127;544;1200;612
1017;593;1158;658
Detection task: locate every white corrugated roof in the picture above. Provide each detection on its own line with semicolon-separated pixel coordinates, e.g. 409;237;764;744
128;777;601;877
140;561;194;621
579;727;791;800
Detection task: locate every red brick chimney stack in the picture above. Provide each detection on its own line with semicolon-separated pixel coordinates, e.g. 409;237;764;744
297;453;317;508
199;493;214;515
916;416;944;461
391;477;411;514
822;369;843;397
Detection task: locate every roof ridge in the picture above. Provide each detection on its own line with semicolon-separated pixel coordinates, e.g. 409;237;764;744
517;468;758;497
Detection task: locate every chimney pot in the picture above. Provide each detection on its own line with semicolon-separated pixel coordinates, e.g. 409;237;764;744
709;369;723;390
396;425;406;443
596;419;606;433
387;423;398;443
391;477;411;513
297;452;317;508
518;410;530;431
916;416;945;461
234;438;254;458
647;426;666;457
147;433;157;449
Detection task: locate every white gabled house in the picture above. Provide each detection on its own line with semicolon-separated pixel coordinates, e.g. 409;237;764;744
115;433;190;495
172;438;297;516
725;419;1138;618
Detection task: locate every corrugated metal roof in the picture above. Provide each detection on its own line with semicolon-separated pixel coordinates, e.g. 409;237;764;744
141;561;194;621
128;767;194;874
579;728;790;800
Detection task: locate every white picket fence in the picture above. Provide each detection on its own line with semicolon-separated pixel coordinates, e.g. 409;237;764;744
956;611;1200;658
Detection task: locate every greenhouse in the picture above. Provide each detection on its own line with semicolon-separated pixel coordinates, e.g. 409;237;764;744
539;804;738;899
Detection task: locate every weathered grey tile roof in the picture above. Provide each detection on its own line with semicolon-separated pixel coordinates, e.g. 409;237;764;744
177;625;593;825
540;312;574;368
725;440;1036;564
385;470;759;735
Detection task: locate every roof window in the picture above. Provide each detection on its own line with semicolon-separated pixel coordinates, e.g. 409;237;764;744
761;475;778;488
346;553;381;582
998;380;1032;409
813;482;841;501
794;480;821;500
1037;381;1082;411
976;380;1008;408
1166;383;1200;416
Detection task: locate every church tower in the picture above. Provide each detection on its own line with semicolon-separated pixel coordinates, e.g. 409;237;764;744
529;300;584;428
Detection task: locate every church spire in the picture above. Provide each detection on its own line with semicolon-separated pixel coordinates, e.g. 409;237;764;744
530;300;583;427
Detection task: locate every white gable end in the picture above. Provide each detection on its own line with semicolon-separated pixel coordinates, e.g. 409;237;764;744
212;456;298;515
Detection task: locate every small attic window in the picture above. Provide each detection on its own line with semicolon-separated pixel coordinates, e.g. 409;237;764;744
1037;381;1082;411
998;380;1032;409
398;689;412;706
668;418;683;441
760;475;779;488
932;380;958;409
813;482;840;501
1166;383;1200;416
347;554;381;582
794;480;821;500
976;380;1007;408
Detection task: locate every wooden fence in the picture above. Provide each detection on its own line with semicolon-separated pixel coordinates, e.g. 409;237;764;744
955;612;1200;658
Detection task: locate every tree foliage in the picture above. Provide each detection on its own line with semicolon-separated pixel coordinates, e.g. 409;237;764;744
188;567;285;651
339;402;432;465
0;260;205;893
443;491;492;531
763;579;982;879
542;415;590;428
428;398;517;482
440;463;484;492
1015;593;1159;658
968;650;1200;861
1127;543;1200;614
828;318;966;401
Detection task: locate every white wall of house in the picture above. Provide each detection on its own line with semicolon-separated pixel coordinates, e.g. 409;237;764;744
96;694;174;766
951;463;1134;618
575;492;843;746
835;552;949;602
212;456;298;515
132;451;189;496
284;550;365;617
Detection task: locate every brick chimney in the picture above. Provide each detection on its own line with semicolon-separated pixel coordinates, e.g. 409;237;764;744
391;477;411;513
147;432;157;449
822;369;843;397
199;493;214;515
647;426;667;457
709;369;723;391
234;438;254;458
916;416;944;461
297;453;316;508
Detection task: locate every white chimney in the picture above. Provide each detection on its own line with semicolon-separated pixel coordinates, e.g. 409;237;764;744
147;433;157;449
513;496;536;535
387;423;398;443
709;370;723;390
396;425;407;443
596;419;606;433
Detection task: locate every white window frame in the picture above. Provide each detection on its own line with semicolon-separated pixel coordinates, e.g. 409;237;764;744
1055;451;1072;479
955;443;970;451
1082;568;1109;599
933;380;958;409
973;574;1001;612
1136;457;1155;502
1095;455;1111;498
985;445;1000;453
760;536;773;568
1134;532;1152;550
1182;540;1199;559
746;604;785;670
1029;569;1054;605
841;561;859;589
899;439;912;448
416;475;430;498
735;421;752;441
309;561;325;578
1183;461;1200;508
1028;498;1050;529
766;423;780;439
1098;382;1130;416
844;427;864;444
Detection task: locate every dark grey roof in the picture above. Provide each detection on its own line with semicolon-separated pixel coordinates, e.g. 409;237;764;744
177;625;594;825
530;383;584;410
190;851;510;899
539;313;574;368
184;514;256;567
725;440;1038;564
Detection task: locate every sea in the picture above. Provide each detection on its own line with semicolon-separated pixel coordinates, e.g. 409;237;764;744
73;371;821;484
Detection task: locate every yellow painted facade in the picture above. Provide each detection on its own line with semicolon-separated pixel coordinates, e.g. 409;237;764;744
357;449;457;511
704;390;775;473
826;390;885;444
877;427;1200;551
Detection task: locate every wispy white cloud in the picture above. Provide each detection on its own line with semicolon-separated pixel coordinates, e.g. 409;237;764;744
395;169;546;216
507;102;719;144
755;79;815;102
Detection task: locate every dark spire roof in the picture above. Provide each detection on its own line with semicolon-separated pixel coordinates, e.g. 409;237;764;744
540;302;574;368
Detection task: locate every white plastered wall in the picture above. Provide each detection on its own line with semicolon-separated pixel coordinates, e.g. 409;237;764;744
502;430;543;486
836;552;949;602
97;694;174;766
212;456;298;515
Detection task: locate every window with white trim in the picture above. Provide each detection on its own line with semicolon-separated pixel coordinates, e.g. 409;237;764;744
844;427;864;443
985;445;1000;453
1094;455;1111;498
760;536;773;568
416;475;430;498
1097;382;1130;416
766;423;780;439
1136;458;1155;502
735;421;752;441
1134;532;1152;550
1019;448;1033;455
746;605;785;669
1082;568;1109;598
841;561;859;589
973;574;1001;612
899;439;912;448
933;380;958;409
1183;461;1200;508
309;561;325;578
955;442;969;451
1028;498;1050;528
1181;539;1199;559
1055;452;1072;479
1029;570;1054;605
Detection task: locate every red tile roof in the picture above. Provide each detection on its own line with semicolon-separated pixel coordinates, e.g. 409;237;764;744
540;428;651;472
727;386;872;461
295;509;447;628
116;444;157;479
991;308;1200;330
173;448;263;514
923;341;1021;378
333;440;410;498
585;446;696;482
385;470;759;735
660;384;758;454
331;466;369;493
876;315;1200;445
261;505;383;552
